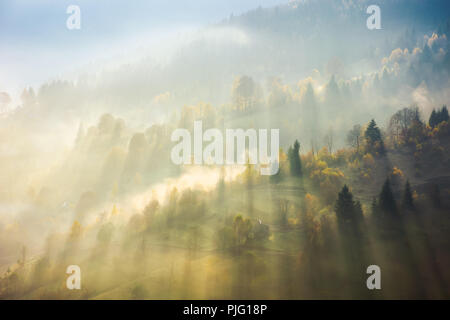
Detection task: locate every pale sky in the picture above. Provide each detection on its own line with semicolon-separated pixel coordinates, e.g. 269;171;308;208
0;0;286;98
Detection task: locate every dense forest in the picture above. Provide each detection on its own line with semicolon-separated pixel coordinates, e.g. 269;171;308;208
0;0;449;299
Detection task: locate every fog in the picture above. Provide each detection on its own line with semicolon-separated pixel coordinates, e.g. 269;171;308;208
1;0;450;299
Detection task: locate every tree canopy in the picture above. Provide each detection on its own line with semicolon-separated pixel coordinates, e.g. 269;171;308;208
429;105;449;127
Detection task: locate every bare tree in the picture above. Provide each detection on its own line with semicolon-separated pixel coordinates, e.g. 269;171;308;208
388;106;421;144
346;124;361;152
310;138;318;157
324;127;334;153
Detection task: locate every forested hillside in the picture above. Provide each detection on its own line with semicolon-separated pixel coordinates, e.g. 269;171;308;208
0;0;449;299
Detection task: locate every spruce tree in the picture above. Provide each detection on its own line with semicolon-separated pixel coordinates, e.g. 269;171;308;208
335;185;355;222
440;105;449;123
429;109;438;127
364;119;384;153
335;186;365;238
288;140;302;177
429;106;449;127
365;119;382;142
402;180;414;210
379;178;397;214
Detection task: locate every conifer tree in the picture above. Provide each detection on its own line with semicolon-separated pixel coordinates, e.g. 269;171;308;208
335;185;357;223
335;186;364;237
429;109;438;127
402;180;414;210
288;140;302;177
429;105;449;127
364;119;385;153
379;178;397;214
365;119;382;142
336;185;351;213
440;105;449;123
